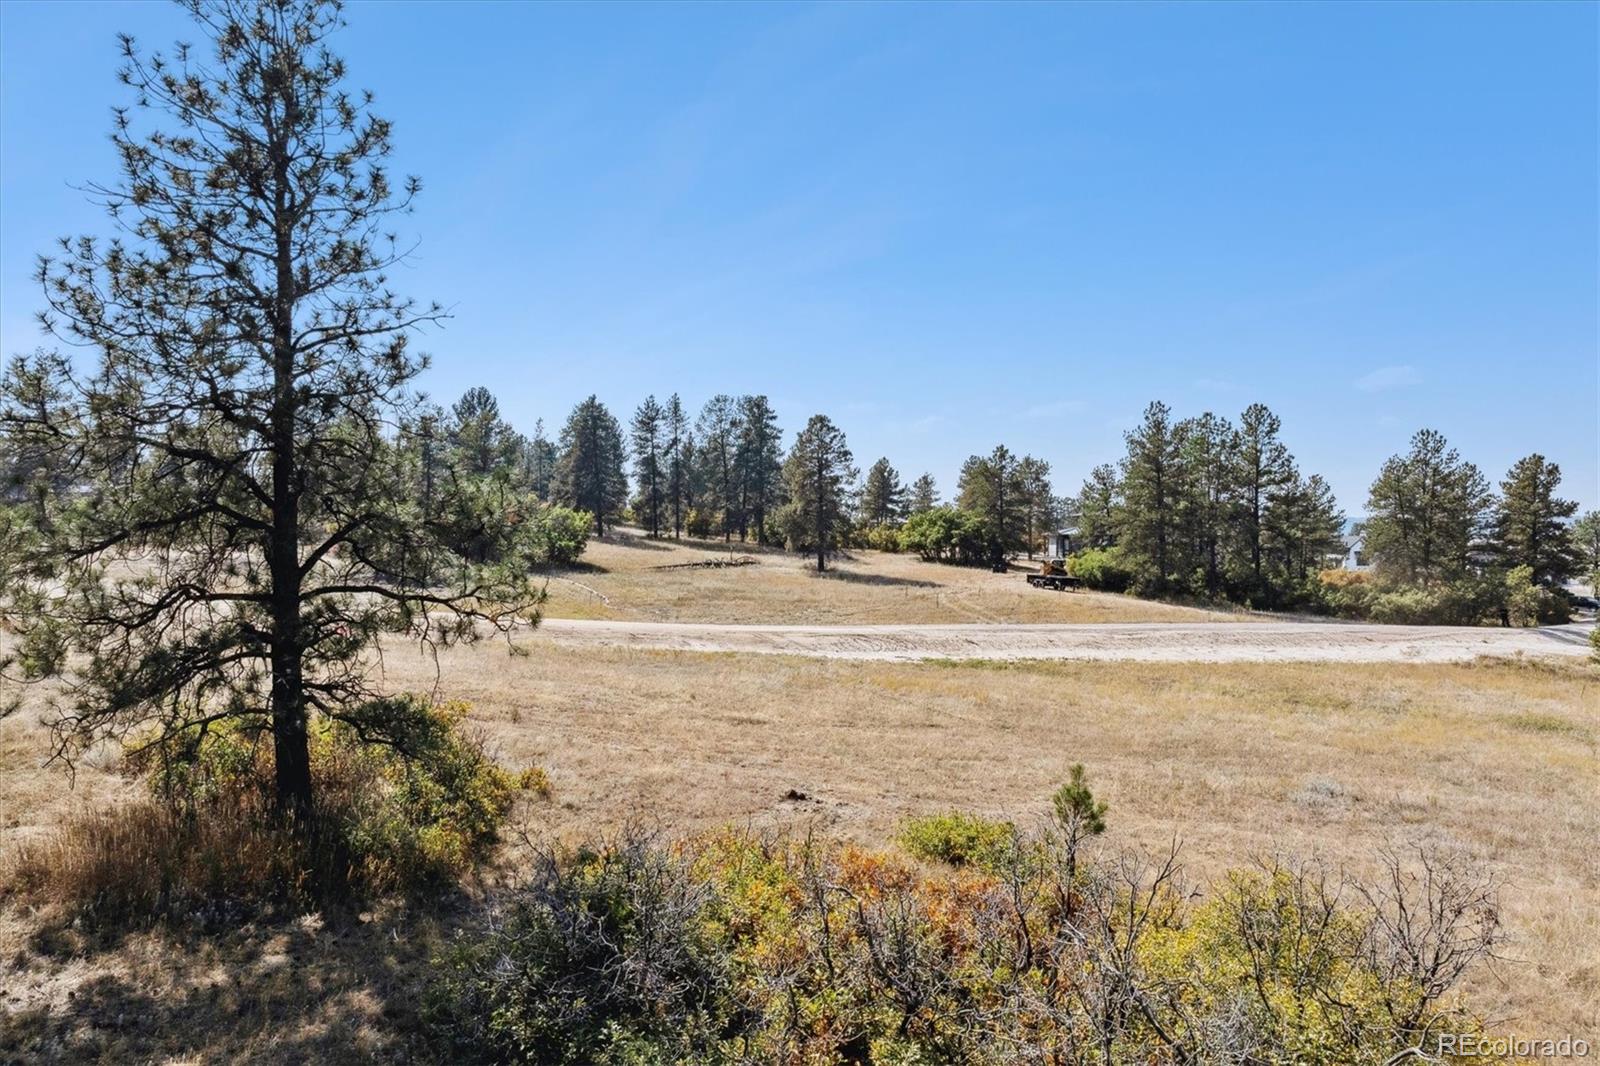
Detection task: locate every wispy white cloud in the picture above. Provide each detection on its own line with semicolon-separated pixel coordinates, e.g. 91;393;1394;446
1022;398;1089;419
1354;365;1422;393
884;413;944;434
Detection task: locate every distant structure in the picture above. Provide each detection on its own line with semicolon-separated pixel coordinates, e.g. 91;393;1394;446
1045;528;1078;560
1338;527;1370;571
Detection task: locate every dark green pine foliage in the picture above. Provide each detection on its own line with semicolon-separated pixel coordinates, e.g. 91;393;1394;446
1494;454;1578;585
554;396;628;535
860;457;908;527
0;0;539;823
908;473;939;515
782;415;857;572
630;396;667;538
1364;429;1491;582
957;445;1027;564
1117;402;1184;591
734;395;784;544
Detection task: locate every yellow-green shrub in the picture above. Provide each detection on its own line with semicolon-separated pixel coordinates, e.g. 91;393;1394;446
896;811;1018;872
432;818;1503;1065
9;695;543;926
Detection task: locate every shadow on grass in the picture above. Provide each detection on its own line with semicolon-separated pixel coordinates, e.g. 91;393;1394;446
596;531;674;553
541;559;610;575
0;893;468;1065
811;568;940;589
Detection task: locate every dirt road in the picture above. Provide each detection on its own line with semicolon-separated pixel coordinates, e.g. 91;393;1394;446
532;618;1595;663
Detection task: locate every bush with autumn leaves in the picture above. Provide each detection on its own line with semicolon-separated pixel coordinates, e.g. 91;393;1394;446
430;769;1504;1065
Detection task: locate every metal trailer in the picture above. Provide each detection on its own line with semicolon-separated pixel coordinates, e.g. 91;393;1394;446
1026;571;1082;591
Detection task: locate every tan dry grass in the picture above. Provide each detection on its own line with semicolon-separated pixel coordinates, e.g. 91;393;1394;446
3;637;1595;1056
536;528;1245;624
382;641;1598;1039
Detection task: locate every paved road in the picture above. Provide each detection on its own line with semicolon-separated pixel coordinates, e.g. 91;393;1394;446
533;618;1595;664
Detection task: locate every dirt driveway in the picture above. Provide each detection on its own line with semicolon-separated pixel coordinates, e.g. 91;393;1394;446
531;618;1595;663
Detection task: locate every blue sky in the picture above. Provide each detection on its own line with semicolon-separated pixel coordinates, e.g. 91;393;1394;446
2;1;1596;512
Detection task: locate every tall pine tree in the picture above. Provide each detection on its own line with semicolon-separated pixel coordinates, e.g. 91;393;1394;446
860;458;908;527
0;0;538;824
630;396;667;537
783;415;856;572
553;396;628;535
1364;429;1490;582
1494;454;1578;585
734;395;784;543
664;394;689;539
1118;402;1184;590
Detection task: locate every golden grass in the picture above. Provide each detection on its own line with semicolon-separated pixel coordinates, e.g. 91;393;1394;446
385;642;1597;1039
2;620;1595;1057
535;528;1246;624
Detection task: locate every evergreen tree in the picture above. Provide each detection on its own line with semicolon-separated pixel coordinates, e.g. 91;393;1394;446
630;396;667;538
1075;464;1121;550
958;445;1026;564
734;395;784;543
782;415;856;572
448;386;518;477
521;418;557;502
664;394;689;538
1572;510;1600;591
1015;455;1054;560
0;0;537;824
1269;472;1345;582
1364;429;1491;582
1494;454;1578;585
0;349;76;527
695;395;742;542
1232;403;1294;592
400;402;449;520
553;396;628;535
1118;402;1184;590
908;473;939;514
1175;413;1237;596
860;458;908;527
679;432;703;528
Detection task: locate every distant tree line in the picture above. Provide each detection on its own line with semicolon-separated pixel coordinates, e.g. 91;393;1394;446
1065;401;1346;607
1062;402;1591;624
9;374;1593;601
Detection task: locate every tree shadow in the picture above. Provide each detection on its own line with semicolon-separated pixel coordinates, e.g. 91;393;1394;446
1;890;472;1065
541;560;610;575
597;531;674;552
811;569;941;589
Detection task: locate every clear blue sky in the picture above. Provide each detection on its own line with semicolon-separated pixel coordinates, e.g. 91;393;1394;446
3;1;1596;512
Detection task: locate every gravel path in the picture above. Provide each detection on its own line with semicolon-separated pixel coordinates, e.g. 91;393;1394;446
533;618;1595;663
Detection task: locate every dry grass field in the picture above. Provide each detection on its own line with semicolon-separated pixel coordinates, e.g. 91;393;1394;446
3;638;1596;1059
2;543;1596;1061
534;529;1247;624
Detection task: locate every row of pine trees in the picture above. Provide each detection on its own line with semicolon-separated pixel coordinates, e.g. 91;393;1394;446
392;386;1597;597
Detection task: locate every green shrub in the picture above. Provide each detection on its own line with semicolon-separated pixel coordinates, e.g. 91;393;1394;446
10;696;540;926
685;506;717;539
1315;569;1503;626
898;506;987;563
430;820;1504;1066
1068;546;1133;591
856;522;904;552
1503;565;1568;626
532;504;591;565
1589;626;1600;664
896;811;1018;871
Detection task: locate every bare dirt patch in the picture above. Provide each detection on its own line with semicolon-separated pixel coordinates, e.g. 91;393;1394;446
532;617;1594;663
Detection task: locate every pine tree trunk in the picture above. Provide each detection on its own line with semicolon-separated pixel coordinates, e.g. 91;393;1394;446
269;148;313;827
